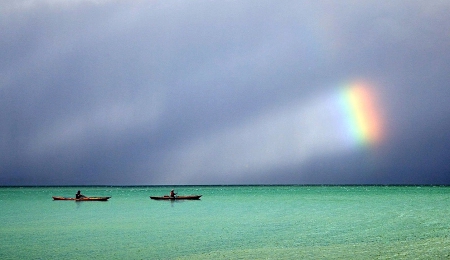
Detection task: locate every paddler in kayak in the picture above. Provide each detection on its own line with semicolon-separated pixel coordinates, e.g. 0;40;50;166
76;190;86;199
169;189;177;198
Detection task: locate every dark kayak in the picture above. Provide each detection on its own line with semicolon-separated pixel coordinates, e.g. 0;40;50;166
52;196;111;201
150;195;202;200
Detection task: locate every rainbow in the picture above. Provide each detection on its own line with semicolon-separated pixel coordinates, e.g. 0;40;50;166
339;82;384;147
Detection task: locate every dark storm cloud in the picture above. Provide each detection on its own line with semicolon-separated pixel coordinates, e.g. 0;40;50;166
1;0;450;185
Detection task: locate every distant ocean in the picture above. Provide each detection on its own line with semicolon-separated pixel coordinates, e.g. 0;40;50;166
1;186;449;259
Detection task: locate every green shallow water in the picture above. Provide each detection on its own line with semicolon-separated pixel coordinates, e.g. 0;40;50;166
1;186;450;259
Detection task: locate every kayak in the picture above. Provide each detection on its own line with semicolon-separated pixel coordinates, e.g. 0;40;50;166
52;196;111;201
150;195;202;200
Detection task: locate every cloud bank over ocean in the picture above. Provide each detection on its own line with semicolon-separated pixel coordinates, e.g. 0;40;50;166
1;1;450;185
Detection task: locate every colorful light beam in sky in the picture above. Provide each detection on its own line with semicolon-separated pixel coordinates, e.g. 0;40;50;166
339;82;384;148
152;80;387;183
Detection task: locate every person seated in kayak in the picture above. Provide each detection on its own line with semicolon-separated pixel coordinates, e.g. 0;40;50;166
169;189;177;197
75;190;86;199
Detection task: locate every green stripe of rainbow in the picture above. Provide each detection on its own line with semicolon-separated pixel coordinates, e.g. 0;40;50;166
340;82;384;147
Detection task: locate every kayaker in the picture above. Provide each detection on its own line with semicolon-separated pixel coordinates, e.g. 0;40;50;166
75;190;86;199
170;189;177;197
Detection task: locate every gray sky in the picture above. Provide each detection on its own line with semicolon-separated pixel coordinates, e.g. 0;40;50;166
1;0;450;185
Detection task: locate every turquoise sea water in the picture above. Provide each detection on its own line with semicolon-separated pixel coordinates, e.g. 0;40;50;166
1;186;450;259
